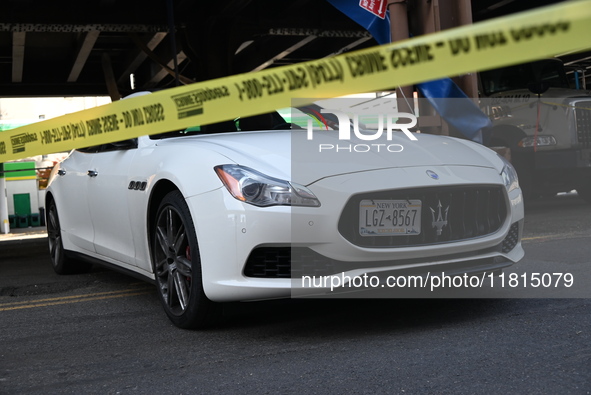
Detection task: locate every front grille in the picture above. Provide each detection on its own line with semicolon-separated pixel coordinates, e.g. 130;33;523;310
338;185;507;248
575;101;591;148
501;222;520;253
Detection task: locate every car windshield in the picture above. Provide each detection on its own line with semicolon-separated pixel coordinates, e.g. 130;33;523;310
149;94;399;140
149;105;333;139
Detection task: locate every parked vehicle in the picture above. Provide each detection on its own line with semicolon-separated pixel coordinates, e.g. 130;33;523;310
46;104;524;328
480;58;591;201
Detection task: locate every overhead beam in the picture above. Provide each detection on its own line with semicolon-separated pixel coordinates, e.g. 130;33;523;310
67;30;100;82
0;23;166;33
235;40;254;55
481;0;516;12
324;36;373;57
220;0;253;15
117;32;168;85
251;35;317;72
267;28;369;38
129;34;194;85
564;55;591;66
102;53;121;101
12;32;26;83
144;51;188;88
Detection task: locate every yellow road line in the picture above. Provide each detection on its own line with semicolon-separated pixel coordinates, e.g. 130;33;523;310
522;233;590;242
0;287;154;312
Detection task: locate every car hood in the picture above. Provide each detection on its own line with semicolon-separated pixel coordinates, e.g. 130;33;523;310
163;130;503;185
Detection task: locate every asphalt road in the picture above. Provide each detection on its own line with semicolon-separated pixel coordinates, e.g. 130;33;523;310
0;193;589;394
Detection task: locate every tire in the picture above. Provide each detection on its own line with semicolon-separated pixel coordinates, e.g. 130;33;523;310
152;190;220;329
46;200;92;274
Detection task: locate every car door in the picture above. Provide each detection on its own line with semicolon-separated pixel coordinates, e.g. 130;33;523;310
86;140;138;265
52;149;96;253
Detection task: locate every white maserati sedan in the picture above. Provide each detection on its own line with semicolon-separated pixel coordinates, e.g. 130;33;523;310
46;107;524;329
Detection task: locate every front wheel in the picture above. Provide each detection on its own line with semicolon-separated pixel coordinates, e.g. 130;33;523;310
152;190;220;329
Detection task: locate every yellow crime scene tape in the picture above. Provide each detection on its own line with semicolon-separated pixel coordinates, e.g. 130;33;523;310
1;0;591;162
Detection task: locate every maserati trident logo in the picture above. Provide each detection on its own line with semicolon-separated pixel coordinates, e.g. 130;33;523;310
430;200;449;236
426;170;439;180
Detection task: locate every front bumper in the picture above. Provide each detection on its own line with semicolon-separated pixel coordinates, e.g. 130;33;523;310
187;165;524;302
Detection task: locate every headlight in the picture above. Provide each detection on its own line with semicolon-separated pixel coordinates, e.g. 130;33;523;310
214;165;320;207
518;135;556;148
498;155;519;193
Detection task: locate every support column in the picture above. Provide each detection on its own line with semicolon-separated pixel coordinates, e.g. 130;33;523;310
388;0;414;115
0;166;9;234
411;0;447;135
453;0;478;98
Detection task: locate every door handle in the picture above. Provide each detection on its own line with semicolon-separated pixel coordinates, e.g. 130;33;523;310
87;170;99;177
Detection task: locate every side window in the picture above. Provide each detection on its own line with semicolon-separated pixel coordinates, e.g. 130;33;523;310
76;145;101;153
76;139;138;153
98;139;138;152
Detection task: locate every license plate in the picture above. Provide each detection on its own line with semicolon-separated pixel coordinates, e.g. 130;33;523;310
359;199;422;236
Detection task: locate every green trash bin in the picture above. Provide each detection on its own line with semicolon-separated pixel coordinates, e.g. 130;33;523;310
9;215;17;228
30;213;41;227
18;215;29;228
